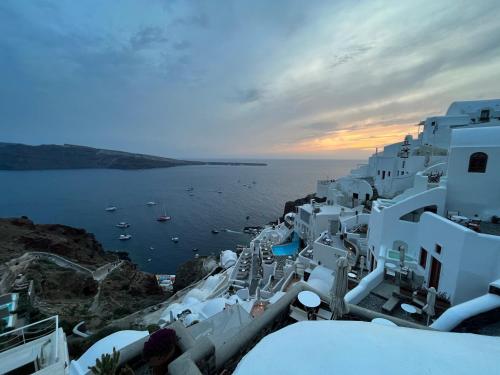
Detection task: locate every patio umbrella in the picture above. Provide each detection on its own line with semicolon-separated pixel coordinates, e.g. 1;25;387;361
399;245;405;268
359;255;365;279
329;256;350;320
423;287;437;325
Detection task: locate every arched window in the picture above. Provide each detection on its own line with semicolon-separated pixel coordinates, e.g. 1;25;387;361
468;152;488;173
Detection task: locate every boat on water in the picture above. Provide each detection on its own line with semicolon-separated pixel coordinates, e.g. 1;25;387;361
105;206;117;212
192;248;199;252
147;258;152;262
157;205;171;221
211;229;219;234
147;201;157;206
116;222;130;229
171;237;179;243
118;234;132;241
186;187;194;192
149;246;155;250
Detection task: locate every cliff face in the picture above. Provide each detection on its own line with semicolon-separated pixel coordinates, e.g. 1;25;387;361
0;217;165;330
0;142;267;170
0;143;201;170
282;193;326;218
0;217;114;268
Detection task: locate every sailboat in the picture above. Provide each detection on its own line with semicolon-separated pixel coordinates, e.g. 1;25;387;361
157;205;171;222
105;206;117;212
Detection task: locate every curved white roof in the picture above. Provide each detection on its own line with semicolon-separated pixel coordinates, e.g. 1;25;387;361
70;330;149;375
221;250;237;268
447;99;500;116
235;321;500;374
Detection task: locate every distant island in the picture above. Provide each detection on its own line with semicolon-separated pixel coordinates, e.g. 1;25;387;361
0;142;267;170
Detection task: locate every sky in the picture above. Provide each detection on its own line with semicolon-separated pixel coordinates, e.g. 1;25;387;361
1;0;500;159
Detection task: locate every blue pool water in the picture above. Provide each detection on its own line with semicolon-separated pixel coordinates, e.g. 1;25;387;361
272;233;300;256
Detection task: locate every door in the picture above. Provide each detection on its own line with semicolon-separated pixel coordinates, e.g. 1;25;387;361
429;257;442;289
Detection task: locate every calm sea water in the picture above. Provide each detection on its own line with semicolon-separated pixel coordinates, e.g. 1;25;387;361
0;160;359;273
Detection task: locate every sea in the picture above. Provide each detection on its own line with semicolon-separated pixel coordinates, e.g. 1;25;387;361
0;159;360;274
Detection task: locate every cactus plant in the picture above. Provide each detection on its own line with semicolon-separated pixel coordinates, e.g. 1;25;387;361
88;347;120;375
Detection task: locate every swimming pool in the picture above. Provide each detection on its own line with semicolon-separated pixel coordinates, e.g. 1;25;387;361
272;233;300;256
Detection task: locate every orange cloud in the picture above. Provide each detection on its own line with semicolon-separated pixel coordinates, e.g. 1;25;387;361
274;123;417;156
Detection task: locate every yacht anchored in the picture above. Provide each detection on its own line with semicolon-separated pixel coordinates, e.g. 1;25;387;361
118;234;132;241
105;206;117;212
171;236;179;243
116;222;130;228
146;201;156;206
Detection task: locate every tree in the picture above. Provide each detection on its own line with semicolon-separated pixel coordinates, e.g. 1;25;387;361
88;347;120;375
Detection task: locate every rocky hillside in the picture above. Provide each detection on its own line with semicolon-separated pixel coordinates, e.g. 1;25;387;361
0;217;115;268
0;217;165;330
0;142;267;170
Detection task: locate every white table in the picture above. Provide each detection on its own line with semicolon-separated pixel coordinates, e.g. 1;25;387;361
371;318;397;326
450;215;468;222
401;303;417;314
298;291;321;308
348;272;357;279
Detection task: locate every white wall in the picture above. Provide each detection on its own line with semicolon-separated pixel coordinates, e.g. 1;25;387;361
446;139;500;219
417;213;500;304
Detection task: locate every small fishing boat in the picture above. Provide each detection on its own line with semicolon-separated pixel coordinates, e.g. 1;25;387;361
147;258;152;262
211;229;219;234
119;234;132;241
192;248;199;252
171;237;179;243
116;222;130;229
157;205;171;222
217;191;223;194
105;206;117;212
186;187;194;192
149;246;155;250
147;201;157;206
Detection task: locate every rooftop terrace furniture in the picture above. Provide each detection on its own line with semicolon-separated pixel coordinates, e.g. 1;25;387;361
289;305;308;322
382;296;400;313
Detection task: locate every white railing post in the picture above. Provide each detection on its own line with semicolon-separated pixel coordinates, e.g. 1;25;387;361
54;315;59;362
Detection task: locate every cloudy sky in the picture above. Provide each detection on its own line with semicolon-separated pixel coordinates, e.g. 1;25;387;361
1;0;500;159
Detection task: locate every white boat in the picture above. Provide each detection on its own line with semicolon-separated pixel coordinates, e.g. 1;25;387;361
147;201;156;206
116;222;130;228
171;237;179;243
105;206;117;212
119;234;132;241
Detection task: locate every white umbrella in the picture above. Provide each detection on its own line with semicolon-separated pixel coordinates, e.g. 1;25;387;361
359;255;365;279
399;245;405;268
423;287;437;325
329;256;350;320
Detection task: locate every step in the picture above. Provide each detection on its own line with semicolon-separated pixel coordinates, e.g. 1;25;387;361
382;296;400;313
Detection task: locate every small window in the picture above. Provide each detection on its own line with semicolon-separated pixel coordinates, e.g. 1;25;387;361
435;244;442;254
377;170;380;175
419;247;428;269
468;152;488;173
382;171;386;180
353;192;359;199
388;171;391;177
480;109;490;122
397;171;399;176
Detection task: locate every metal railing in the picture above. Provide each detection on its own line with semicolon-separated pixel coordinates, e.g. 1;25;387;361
0;315;59;362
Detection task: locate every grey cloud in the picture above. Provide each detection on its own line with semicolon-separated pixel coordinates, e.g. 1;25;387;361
234;88;264;104
130;26;168;50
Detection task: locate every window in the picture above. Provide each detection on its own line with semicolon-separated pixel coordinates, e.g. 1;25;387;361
377;170;380;175
480;109;490;122
382;171;386;180
388;171;391;177
468;152;488;173
419;247;428;269
435;244;442;254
